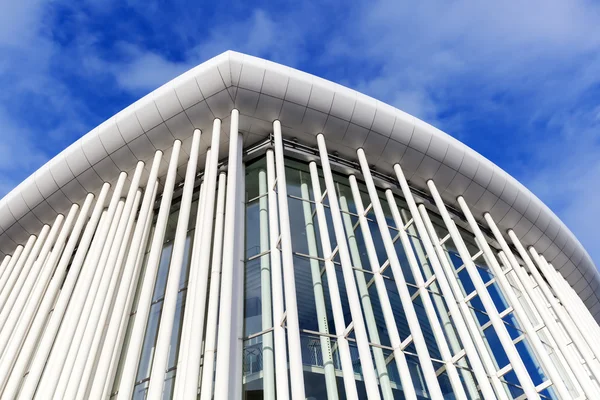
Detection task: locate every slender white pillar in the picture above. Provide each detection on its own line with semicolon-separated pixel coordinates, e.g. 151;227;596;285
117;140;182;400
0;234;37;314
18;173;125;400
49;163;145;400
299;170;339;400
536;254;600;363
256;119;306;400
316;134;381;399
0;226;49;326
0;202;79;363
199;171;227;400
0;213;64;393
344;175;416;400
70;187;144;400
356;150;445;399
263;149;290;400
179;120;222;399
426;181;540;399
510;231;600;384
482;213;577;399
417;204;504;400
85;151;163;399
260;167;276;400
0;245;24;314
146;129;202;400
0;255;12;288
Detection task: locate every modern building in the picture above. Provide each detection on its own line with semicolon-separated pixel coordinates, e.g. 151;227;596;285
0;51;598;400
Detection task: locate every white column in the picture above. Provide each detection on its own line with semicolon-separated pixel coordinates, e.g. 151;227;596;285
511;231;600;384
179;120;222;399
18;193;95;397
482;213;577;399
71;186;144;400
199;171;228;400
50;163;145;400
536;254;600;362
299;170;339;399
146;129;202;400
85;151;163;399
0;202;80;364
0;213;64;393
0;254;13;288
417;204;504;400
426;181;540;399
356;150;445;399
264;149;290;400
0;226;49;325
0;245;24;312
316;134;380;399
117;140;182;400
260;167;276;400
16;173;125;400
0;234;37;314
232;147;245;399
257;119;306;400
215;113;242;399
344;175;416;400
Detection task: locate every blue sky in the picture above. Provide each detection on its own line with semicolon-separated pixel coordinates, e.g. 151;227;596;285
1;0;599;265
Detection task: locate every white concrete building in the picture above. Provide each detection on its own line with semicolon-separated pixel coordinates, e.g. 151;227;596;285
0;51;598;399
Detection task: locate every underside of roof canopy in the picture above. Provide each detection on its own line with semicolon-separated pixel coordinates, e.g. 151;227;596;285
1;50;598;320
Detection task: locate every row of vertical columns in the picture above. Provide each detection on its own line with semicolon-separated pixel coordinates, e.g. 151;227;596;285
483;212;592;399
356;149;445;399
457;197;572;399
146;130;202;400
0;234;39;315
117;140;182;399
316;134;381;399
86;151;163;399
345;175;417;399
427;179;541;399
298;170;339;399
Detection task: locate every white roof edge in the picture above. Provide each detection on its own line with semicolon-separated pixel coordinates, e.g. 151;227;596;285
1;50;598;317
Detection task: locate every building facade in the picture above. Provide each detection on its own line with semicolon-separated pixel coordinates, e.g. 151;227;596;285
0;51;598;400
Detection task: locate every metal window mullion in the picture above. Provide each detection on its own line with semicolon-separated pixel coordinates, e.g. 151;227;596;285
345;175;416;400
316;135;380;400
483;213;577;399
0;234;38;314
178;119;223;399
386;192;468;400
357;150;444;399
145;130;202;400
199;172;228;400
300;169;339;399
116;141;181;400
513;231;600;385
429;184;540;399
90;152;163;399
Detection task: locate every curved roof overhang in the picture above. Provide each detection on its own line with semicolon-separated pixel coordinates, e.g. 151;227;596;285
1;51;598;319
